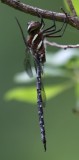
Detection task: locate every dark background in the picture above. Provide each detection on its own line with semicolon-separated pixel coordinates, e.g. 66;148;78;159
0;0;79;160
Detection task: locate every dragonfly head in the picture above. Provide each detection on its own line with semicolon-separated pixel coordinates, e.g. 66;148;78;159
27;21;41;34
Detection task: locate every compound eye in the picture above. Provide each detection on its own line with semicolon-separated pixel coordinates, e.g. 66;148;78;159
27;21;41;33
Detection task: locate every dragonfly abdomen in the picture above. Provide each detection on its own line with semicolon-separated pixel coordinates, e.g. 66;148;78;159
36;65;46;151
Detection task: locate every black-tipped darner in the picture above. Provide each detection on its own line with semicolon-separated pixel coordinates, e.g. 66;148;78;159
16;12;67;151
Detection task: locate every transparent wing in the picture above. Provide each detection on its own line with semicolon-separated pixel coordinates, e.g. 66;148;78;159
24;48;33;77
16;17;33;77
41;80;46;108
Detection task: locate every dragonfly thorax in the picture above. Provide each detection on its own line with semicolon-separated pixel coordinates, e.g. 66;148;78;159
27;21;41;34
27;20;46;63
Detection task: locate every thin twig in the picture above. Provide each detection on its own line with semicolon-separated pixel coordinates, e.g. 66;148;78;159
1;0;79;30
46;40;79;49
66;0;77;16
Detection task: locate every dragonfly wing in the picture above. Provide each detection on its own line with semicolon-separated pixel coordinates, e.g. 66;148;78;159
41;80;46;108
24;49;33;77
16;18;33;77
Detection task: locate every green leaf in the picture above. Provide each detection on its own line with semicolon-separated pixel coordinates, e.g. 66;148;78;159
64;0;79;16
4;82;73;104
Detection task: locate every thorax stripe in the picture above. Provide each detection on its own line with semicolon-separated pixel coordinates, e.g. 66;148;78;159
37;41;43;50
32;34;38;44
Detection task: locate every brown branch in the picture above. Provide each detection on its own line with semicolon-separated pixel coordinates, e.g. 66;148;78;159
1;0;79;30
46;40;79;49
66;0;77;16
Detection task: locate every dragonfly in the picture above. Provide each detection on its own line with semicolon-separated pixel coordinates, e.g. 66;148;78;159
16;11;67;151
